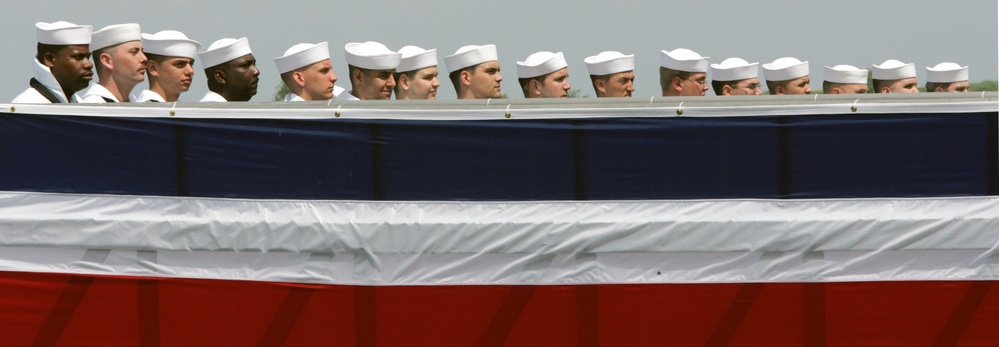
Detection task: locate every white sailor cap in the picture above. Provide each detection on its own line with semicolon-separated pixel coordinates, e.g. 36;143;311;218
199;37;253;68
711;58;758;81
444;44;498;74
762;57;809;82
584;51;634;76
660;48;709;73
872;59;915;80
275;42;330;74
91;23;140;51
36;21;92;45
517;51;567;78
141;30;200;60
824;65;869;84
926;62;968;83
344;41;401;70
397;46;437;72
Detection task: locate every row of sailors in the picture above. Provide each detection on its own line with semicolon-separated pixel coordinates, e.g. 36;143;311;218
13;22;972;104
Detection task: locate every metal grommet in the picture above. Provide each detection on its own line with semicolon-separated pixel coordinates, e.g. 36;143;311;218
169;110;176;117
335;111;341;118
504;112;511;119
850;105;857;112
676;108;683;116
9;106;14;112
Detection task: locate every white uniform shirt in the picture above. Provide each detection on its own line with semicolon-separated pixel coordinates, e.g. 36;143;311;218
283;93;306;102
199;91;227;102
75;84;119;103
283;86;352;102
335;85;359;101
131;90;166;102
12;58;71;103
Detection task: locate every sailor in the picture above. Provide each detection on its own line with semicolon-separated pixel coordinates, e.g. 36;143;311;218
197;37;259;102
871;59;918;93
344;41;400;100
133;30;200;102
659;48;709;97
822;65;869;94
517;51;570;98
13;21;93;103
584;51;634;98
76;23;145;103
444;44;503;99
762;57;810;95
925;62;969;92
710;58;761;96
394;46;440;100
275;42;344;101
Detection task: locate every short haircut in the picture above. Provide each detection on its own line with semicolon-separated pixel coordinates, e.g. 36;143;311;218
518;75;546;98
347;65;364;88
765;79;791;95
280;71;296;89
872;78;898;93
449;66;474;93
659;67;693;92
711;80;738;95
204;64;225;91
91;46;109;75
144;52;167;64
393;69;418;94
821;81;837;94
143;52;167;79
925;81;950;92
36;43;68;62
348;64;381;84
590;74;610;91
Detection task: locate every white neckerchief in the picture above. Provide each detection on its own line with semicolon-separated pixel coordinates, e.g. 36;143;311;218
30;58;69;103
199;91;227;102
283;93;306;102
75;84;118;103
131;89;166;102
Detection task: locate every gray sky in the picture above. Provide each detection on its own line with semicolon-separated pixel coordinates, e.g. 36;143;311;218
3;0;996;101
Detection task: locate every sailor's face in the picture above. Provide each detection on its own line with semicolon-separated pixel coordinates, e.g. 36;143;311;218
51;44;93;94
942;81;969;92
302;59;336;100
109;41;146;84
782;76;812;95
603;70;635;97
469;61;503;98
834;83;868;94
157;56;195;94
409;66;440;100
537;67;571;98
886;77;919;93
679;72;708;96
224;54;260;101
728;78;762;95
358;69;396;100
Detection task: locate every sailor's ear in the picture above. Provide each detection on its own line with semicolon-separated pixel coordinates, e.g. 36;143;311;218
292;71;306;88
671;76;684;91
529;79;541;95
41;52;58;68
594;78;607;94
213;69;227;85
145;60;159;77
99;52;114;70
460;70;472;87
398;73;410;90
